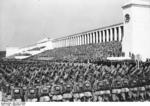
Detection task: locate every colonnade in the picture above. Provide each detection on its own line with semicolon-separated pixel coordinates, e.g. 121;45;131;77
52;23;124;48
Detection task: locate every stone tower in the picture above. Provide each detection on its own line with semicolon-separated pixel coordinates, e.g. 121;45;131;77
122;0;150;61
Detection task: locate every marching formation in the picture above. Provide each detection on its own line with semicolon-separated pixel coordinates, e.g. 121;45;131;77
1;60;150;102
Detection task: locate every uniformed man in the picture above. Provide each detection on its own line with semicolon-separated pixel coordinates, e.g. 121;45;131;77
62;84;73;102
4;84;12;102
82;81;92;102
39;86;50;102
73;83;81;102
111;89;120;102
138;86;146;101
120;88;130;101
129;87;138;101
145;85;150;101
26;87;38;102
51;85;63;102
11;87;23;102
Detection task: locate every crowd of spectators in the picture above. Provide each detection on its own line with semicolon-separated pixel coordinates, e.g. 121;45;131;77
29;41;122;62
1;59;150;102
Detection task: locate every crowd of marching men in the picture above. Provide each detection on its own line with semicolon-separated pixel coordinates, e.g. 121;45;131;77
1;59;150;102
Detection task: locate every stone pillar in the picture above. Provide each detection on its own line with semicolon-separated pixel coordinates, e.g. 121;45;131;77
88;33;90;44
78;36;80;45
74;37;76;46
64;39;66;47
102;30;105;43
58;40;60;48
116;27;119;41
60;40;62;47
89;33;91;44
100;31;103;43
96;31;99;43
57;40;59;48
71;37;73;46
114;27;118;41
75;36;77;46
95;32;97;43
93;32;95;43
110;28;113;41
71;37;72;46
83;35;85;45
66;38;68;47
121;26;124;42
69;38;70;46
85;34;87;44
104;30;107;42
80;35;82;45
118;26;122;41
91;33;93;44
106;29;109;42
81;35;83;45
73;37;75;46
99;31;101;43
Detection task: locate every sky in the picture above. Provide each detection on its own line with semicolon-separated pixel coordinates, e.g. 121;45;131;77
0;0;127;50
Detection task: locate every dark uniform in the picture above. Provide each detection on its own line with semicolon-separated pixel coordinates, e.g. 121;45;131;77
11;87;23;102
51;85;63;102
39;85;51;102
82;81;92;102
26;87;39;102
62;84;73;101
145;85;150;101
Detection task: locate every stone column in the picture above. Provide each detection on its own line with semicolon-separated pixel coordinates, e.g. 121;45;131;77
71;37;73;46
66;38;67;47
81;35;83;45
79;36;81;45
83;35;85;45
74;37;76;46
92;32;95;43
60;40;62;47
106;29;109;42
69;37;70;46
77;36;79;45
89;33;91;44
96;31;98;43
98;31;101;43
114;27;118;41
110;28;113;41
88;33;90;44
118;26;122;42
85;34;87;44
104;30;107;42
91;33;93;44
75;36;77;46
78;36;80;45
73;37;74;46
72;37;73;46
57;40;59;48
102;30;105;43
94;32;97;43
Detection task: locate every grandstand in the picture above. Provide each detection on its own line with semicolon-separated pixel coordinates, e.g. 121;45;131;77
1;0;150;102
6;0;150;61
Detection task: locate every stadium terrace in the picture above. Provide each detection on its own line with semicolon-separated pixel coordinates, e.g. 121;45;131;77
0;0;150;102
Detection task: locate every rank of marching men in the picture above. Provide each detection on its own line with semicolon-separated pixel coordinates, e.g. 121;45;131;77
3;84;150;102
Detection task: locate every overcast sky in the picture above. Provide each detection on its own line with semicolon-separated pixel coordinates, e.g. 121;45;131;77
0;0;127;50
